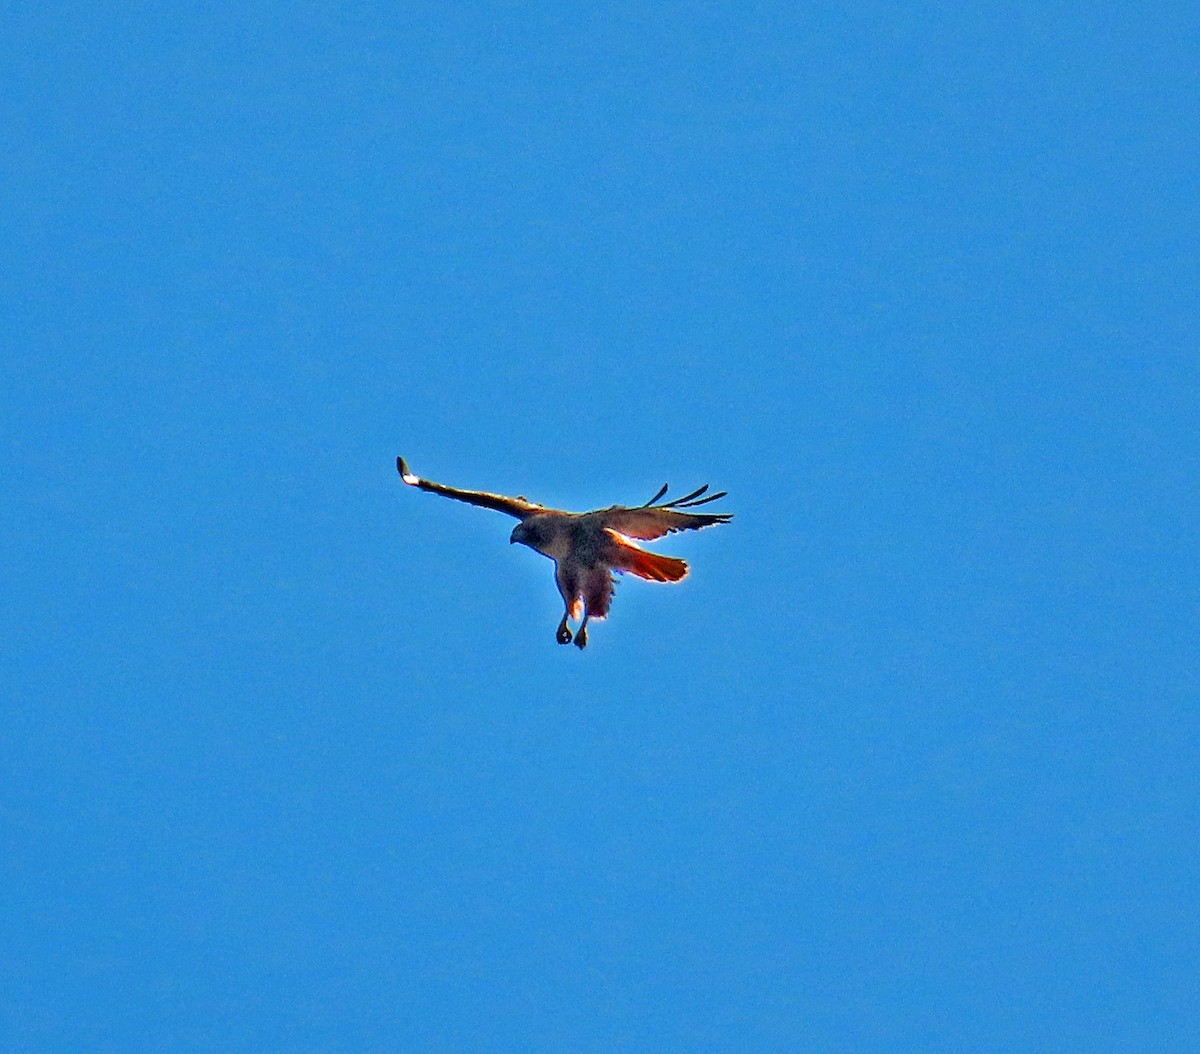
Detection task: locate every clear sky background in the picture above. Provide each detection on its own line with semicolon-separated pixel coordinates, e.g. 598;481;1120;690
3;3;1197;1052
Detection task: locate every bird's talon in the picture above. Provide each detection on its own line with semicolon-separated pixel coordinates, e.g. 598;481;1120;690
556;626;573;645
574;628;588;650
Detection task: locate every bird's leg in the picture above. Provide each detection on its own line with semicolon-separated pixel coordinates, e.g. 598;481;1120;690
556;613;573;645
574;614;589;650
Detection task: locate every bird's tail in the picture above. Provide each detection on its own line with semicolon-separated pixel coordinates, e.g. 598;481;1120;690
606;531;689;583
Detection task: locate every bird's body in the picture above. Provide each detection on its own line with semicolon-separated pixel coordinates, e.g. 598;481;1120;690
397;456;731;649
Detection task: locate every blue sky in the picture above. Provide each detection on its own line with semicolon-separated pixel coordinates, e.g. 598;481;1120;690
3;3;1197;1051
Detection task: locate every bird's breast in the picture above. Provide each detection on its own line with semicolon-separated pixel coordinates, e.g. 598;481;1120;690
524;515;604;565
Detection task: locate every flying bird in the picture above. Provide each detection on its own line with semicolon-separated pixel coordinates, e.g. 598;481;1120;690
396;456;732;649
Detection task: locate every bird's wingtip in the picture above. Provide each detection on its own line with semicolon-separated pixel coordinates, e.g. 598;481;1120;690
396;456;420;485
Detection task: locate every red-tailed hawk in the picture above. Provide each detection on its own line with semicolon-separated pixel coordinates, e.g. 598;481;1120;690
397;456;732;649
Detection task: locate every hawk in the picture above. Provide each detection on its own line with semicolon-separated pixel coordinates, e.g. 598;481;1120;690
397;456;732;649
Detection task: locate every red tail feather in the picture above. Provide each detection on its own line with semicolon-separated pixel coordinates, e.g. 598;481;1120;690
607;532;688;582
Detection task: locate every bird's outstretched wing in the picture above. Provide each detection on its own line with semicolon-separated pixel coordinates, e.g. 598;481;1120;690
397;457;546;520
597;482;732;540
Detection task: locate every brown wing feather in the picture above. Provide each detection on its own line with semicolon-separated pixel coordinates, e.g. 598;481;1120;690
397;457;546;520
598;504;732;541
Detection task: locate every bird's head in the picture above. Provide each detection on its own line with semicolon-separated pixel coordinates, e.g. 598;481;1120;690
511;518;552;553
